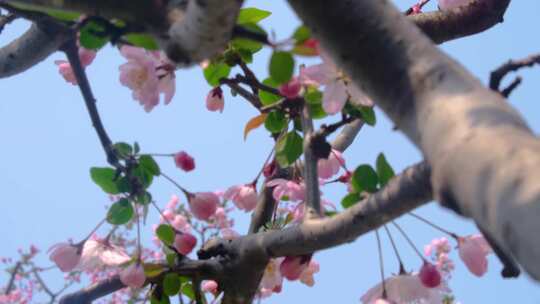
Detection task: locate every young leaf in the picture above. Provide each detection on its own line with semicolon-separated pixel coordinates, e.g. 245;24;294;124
351;165;379;193
113;142;133;159
181;283;195;300
376;153;395;187
237;7;271;25
292;25;311;43
144;263;165;278
90;167;120;194
275;131;303;167
264;111;287;133
203;62;231;87
79;21;109;50
156;224;175;246
244;113;268;140
259;78;281;105
163;273;181;296
269;51;295;85
359;106;376;126
341;193;361;209
139;155;160;176
124;33;159;50
107;198;134;225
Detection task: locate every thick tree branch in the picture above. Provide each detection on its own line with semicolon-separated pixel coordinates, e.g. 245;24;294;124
59;260;222;303
408;0;510;44
300;103;322;217
286;0;540;280
0;22;68;78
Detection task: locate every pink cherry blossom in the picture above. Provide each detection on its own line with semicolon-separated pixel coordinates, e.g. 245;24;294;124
299;260;319;287
189;192;219;220
299;52;372;114
171;214;191;232
220;228;240;240
120;263;146;289
224;184;258;212
458;234;492;277
119;45;175;112
213;207;233;228
174;233;197;255
360;274;450;304
279;77;302;99
77;238;130;270
260;258;283;295
55;47;96;85
318;149;345;179
165;195;179;210
266;179;305;202
438;0;472;10
419;262;442;288
279;255;311;281
174;151;195;172
424;237;454;277
201;280;218;293
48;243;81;272
206;87;224;112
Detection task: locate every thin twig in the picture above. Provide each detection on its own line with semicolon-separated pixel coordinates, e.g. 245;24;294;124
489;53;540;96
62;38;120;167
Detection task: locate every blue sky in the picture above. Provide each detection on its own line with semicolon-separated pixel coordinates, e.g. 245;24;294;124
0;0;539;302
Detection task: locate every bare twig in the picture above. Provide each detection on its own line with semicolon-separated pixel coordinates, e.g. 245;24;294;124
489;53;540;97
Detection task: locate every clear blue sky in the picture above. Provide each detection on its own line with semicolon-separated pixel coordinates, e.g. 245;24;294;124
1;0;539;303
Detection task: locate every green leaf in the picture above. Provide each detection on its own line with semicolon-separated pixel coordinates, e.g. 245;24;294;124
264;111;287;133
376;153;395;187
9;3;80;21
79;21;109;50
135;191;152;205
269;51;295;85
258;78;281;106
181;283;195;300
90;167;120;194
139;155;160;176
166;253;177;267
351;165;379;193
292;25;311;43
231;23;266;54
304;88;327;119
359;106;376;126
134;142;141;154
275;131;303;167
341;193;361;209
156;224;175;246
124;33;159;50
237;7;271;25
144;263;165;278
163;273;181;296
114;142;133;159
133;165;154;189
107;198;134;225
203;62;231;87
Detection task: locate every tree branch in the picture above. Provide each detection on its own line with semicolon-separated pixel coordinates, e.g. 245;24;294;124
300;102;322;217
0;22;69;78
408;0;510;44
489;52;540;96
287;0;540;280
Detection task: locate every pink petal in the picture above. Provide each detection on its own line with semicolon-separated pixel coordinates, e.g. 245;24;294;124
322;80;348;114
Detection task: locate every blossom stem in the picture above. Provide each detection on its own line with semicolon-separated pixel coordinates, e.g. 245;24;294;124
375;229;387;299
150;200;175;228
408;212;459;240
135;203;142;261
160;172;193;199
391;221;426;262
252;146;276;185
143;153;174;157
82;218;106;242
383;225;406;275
